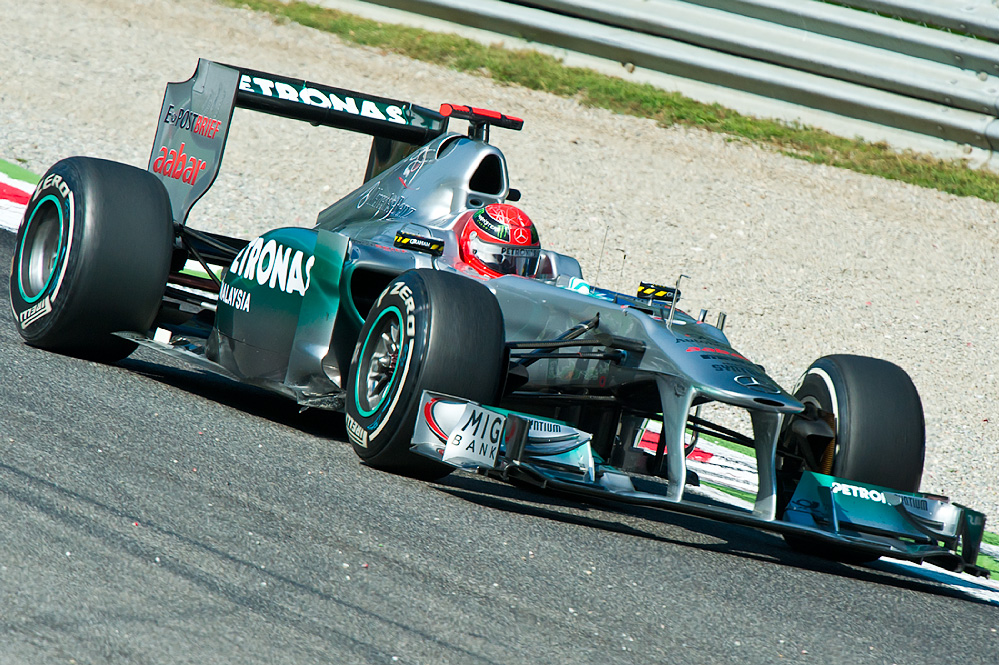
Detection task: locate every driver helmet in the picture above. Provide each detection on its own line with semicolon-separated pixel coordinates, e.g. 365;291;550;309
458;204;541;278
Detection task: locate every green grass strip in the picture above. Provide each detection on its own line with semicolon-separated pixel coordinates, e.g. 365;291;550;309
180;264;223;280
703;481;756;505
0;159;40;185
980;533;999;579
974;553;999;580
220;0;999;202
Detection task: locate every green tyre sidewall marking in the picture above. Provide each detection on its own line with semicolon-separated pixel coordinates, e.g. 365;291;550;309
353;305;407;419
17;194;65;304
346;269;506;480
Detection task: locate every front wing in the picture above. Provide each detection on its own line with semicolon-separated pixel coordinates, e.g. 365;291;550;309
411;391;989;577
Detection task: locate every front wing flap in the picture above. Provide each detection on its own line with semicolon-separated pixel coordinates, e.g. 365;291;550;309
412;392;596;481
785;471;987;573
410;391;989;576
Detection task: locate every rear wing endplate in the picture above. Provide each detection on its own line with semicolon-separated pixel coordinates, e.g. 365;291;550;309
149;59;449;226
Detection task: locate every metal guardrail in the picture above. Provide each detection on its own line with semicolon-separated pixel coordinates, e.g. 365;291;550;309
362;0;999;152
836;0;999;42
683;0;999;73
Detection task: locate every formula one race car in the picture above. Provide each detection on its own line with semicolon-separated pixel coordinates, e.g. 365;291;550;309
9;59;988;575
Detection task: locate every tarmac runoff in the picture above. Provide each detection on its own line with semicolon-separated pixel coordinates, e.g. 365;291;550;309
2;157;997;602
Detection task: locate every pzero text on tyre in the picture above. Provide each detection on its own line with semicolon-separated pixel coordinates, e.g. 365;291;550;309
344;269;505;479
9;157;174;361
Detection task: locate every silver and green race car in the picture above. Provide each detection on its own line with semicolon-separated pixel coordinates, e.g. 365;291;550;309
8;59;988;575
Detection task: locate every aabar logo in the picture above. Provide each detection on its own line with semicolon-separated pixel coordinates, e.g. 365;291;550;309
152;142;208;185
238;75;408;125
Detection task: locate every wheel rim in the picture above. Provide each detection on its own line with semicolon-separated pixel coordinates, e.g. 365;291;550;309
355;307;403;417
18;196;64;303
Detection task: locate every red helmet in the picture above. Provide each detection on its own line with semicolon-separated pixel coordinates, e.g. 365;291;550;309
458;204;541;278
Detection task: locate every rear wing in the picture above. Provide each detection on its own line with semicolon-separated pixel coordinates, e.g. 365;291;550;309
148;59;449;226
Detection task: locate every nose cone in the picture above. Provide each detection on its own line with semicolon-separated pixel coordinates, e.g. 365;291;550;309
710;373;804;413
661;338;803;413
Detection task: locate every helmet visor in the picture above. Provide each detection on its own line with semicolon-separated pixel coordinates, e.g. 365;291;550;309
467;235;540;276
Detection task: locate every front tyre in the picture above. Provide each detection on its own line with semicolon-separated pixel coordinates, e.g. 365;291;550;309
781;354;925;561
345;269;505;479
793;354;924;490
9;157;173;361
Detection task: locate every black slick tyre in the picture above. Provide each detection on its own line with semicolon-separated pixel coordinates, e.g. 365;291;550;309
344;269;505;480
794;354;924;490
9;157;173;361
782;354;925;561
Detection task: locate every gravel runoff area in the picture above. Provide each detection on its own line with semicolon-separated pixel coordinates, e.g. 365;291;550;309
3;0;998;522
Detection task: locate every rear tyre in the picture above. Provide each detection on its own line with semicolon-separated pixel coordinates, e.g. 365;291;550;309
345;269;505;480
9;157;173;361
781;354;925;562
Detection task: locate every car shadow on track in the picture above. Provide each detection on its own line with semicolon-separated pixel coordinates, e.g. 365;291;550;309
111;349;992;608
117;350;347;441
431;473;995;607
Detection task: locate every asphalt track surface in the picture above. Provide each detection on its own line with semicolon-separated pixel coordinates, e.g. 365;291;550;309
1;230;997;664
